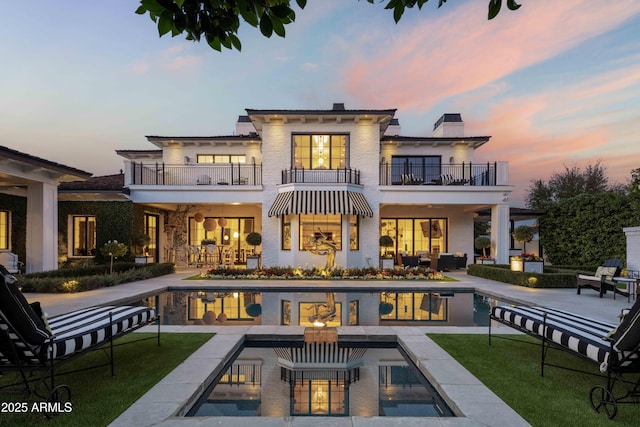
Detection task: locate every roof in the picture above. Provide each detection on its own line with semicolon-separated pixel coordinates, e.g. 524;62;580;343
58;174;124;192
381;135;491;148
0;145;92;179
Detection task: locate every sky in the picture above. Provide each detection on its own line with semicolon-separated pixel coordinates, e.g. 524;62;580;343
1;0;639;207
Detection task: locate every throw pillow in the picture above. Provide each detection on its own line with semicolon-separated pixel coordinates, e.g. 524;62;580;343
0;274;51;346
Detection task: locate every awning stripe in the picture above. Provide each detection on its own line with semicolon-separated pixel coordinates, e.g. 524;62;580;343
269;190;373;217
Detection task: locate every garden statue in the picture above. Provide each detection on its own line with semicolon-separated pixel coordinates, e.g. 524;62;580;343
309;231;337;269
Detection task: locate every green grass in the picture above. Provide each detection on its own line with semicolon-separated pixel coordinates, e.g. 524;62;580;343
429;334;640;426
0;332;213;427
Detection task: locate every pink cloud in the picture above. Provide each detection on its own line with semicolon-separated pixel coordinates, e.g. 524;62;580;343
340;0;640;112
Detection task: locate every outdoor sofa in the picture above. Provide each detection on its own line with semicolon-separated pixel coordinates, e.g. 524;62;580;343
489;301;640;419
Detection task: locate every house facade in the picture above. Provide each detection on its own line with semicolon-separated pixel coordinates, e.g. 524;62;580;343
117;104;514;269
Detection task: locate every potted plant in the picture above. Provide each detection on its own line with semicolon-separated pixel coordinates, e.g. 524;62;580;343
132;233;151;264
379;235;394;270
510;226;542;272
245;232;262;269
474;236;494;264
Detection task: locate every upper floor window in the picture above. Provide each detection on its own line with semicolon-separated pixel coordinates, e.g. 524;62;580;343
197;155;246;164
0;211;9;250
292;134;348;170
72;215;96;257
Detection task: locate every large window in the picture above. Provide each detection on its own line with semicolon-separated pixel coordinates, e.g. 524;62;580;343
188;291;259;321
292;134;348;170
189;216;255;264
0;211;9;250
292;380;347;415
282;215;291;250
72;216;96;257
391;155;441;184
144;213;158;261
197;155;246;164
299;214;342;251
380;218;447;257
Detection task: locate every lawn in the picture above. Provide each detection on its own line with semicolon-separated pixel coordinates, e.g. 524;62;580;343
0;332;214;427
429;334;640;426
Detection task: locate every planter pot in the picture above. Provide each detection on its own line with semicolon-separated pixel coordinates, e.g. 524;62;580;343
246;255;260;270
380;257;394;270
135;256;152;264
524;260;544;273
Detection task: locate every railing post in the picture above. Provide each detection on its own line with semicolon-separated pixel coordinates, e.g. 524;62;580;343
162;162;165;185
155;162;159;185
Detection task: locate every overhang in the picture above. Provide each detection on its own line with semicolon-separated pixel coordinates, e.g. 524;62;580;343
268;190;373;217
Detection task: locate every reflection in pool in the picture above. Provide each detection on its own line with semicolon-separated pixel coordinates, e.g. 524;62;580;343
140;289;505;327
187;342;454;418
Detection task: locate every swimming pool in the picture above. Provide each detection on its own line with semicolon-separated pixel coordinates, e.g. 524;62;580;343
138;289;510;327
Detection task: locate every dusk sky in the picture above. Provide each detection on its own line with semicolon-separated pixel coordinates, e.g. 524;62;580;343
1;0;639;207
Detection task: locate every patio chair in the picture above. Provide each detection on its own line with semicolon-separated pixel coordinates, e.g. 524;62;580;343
576;258;624;298
490;299;640;419
0;251;23;274
0;266;159;408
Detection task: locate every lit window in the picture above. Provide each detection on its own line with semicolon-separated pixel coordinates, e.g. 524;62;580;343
292;134;348;170
299;214;342;251
0;211;9;250
197;155;246;163
72;216;96;257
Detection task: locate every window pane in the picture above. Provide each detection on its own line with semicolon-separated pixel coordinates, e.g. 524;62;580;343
299;214;342;251
197;155;214;164
0;211;8;250
282;215;291;250
349;215;358;250
72;216;96;256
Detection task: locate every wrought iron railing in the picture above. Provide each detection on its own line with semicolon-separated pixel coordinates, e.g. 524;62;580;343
379;162;497;186
128;163;262;186
281;167;361;184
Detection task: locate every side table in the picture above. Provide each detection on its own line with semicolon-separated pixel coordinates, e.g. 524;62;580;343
612;277;639;303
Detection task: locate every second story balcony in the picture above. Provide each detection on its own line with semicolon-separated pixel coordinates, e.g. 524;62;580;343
379;162;506;186
126;162;262;186
281;168;361;184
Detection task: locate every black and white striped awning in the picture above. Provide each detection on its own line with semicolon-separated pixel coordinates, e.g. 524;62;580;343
275;343;366;370
268;190;373;217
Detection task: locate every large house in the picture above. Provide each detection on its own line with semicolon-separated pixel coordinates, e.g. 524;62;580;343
115;103;514;269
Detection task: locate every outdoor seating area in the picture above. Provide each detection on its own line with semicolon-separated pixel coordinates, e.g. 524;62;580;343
576;258;624;299
0;267;158;404
489;302;640;419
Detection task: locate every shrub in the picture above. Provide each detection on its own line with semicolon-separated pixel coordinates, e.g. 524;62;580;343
467;264;575;288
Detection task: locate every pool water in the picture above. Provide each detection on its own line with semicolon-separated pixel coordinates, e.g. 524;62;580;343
187;342;454;418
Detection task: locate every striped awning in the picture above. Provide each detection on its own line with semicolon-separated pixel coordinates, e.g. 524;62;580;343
268;190;373;217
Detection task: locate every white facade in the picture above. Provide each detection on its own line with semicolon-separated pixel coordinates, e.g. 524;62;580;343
118;105;514;268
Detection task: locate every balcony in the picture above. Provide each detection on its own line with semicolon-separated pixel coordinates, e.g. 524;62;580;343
126;163;262;186
379;162;501;186
281;168;361;184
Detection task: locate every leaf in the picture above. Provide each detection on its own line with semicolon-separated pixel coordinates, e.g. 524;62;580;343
488;0;502;20
135;5;147;15
229;34;242;51
157;10;174;36
507;0;521;11
271;14;286;37
259;12;273;37
208;37;222;52
393;4;405;23
296;0;307;8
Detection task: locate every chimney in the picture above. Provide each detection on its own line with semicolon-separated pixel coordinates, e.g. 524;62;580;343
235;115;254;136
432;113;464;137
384;118;401;136
332;103;345;111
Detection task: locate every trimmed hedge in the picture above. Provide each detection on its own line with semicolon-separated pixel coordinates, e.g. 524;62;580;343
19;263;175;293
466;264;576;288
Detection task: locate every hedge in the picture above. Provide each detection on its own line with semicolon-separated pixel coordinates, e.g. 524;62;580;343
19;263;175;293
466;264;576;288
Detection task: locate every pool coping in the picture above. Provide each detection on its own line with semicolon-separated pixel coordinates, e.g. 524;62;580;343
107;325;530;427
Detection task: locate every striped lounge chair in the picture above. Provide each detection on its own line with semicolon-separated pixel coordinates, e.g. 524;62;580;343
489;303;640;419
0;267;158;407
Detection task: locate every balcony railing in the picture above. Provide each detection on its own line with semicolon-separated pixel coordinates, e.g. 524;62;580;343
128;162;262;186
281;168;361;184
379;162;498;186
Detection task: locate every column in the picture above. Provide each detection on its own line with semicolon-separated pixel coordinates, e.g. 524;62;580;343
26;182;59;273
490;204;510;264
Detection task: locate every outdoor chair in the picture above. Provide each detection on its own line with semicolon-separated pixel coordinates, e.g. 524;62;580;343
0;267;159;409
0;251;23;274
489;300;640;419
576;258;624;298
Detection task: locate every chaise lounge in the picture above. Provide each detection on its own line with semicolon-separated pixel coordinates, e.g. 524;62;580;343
0;266;158;407
576;258;624;298
489;301;640;419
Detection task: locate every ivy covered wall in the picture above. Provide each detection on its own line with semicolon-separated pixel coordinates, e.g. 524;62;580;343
58;200;134;263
